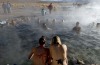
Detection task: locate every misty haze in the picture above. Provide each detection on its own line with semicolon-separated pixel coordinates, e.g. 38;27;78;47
0;0;100;65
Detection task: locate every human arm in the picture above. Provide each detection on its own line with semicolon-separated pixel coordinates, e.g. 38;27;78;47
28;48;35;59
63;44;68;65
46;48;52;65
66;46;68;65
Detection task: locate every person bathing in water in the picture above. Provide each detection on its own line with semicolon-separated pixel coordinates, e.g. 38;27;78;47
72;22;81;34
28;36;50;65
96;23;100;30
42;23;52;31
47;3;53;14
49;36;68;65
43;23;48;30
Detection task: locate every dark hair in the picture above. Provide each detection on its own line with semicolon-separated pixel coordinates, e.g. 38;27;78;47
52;36;57;43
39;36;46;45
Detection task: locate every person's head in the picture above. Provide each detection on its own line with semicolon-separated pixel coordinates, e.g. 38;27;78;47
42;8;44;10
44;23;46;26
76;22;79;26
51;36;62;45
50;3;52;5
43;23;47;28
39;36;46;45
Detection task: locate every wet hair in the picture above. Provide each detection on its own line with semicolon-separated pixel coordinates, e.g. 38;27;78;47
51;36;62;45
39;36;46;45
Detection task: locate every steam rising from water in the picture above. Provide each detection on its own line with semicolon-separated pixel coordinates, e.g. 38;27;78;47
0;0;100;64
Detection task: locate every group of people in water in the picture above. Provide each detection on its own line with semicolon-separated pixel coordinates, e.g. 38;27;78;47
28;21;81;65
42;20;81;35
28;36;68;65
2;1;12;14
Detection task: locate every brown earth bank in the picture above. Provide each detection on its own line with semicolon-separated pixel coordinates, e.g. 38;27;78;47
0;0;38;3
0;0;69;3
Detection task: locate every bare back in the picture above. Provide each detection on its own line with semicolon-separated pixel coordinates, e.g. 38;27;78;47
29;47;49;65
50;44;68;65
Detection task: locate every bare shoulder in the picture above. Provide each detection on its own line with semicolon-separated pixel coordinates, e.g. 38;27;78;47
62;44;67;50
31;47;36;52
62;44;67;47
